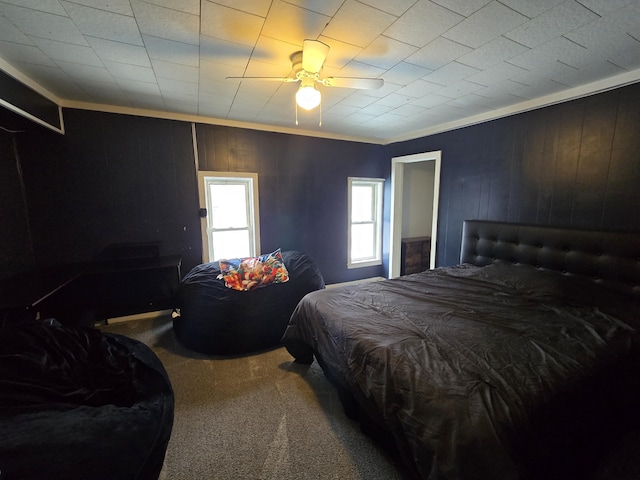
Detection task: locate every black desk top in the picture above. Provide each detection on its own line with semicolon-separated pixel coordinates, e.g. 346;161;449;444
0;255;182;311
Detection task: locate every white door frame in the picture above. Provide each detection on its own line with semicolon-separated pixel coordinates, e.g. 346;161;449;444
389;151;441;278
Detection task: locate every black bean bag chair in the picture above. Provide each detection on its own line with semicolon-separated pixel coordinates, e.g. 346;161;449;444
0;321;174;480
173;250;325;355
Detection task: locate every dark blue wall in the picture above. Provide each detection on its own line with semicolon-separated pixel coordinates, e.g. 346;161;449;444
2;82;639;284
384;82;640;267
195;124;387;283
0;108;387;284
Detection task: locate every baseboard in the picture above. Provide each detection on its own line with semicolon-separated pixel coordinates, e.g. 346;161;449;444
107;309;173;324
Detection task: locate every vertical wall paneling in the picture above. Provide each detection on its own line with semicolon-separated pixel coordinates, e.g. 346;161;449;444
2;82;639;285
385;82;640;267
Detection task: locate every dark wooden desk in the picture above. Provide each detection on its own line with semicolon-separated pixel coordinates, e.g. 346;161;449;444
1;255;182;327
0;266;82;324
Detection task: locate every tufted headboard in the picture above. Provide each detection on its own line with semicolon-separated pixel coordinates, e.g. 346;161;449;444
460;220;640;297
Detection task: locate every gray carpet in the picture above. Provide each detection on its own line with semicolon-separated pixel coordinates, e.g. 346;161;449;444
99;316;404;480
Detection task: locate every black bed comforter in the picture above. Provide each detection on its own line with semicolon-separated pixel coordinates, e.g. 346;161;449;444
281;264;640;480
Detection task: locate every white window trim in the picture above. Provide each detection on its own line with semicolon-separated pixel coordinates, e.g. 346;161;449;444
347;177;384;269
198;171;260;263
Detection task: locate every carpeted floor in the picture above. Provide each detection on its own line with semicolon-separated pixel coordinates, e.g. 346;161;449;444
99;315;404;480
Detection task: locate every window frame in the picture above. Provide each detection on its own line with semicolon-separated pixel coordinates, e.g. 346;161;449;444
198;171;260;263
347;177;384;269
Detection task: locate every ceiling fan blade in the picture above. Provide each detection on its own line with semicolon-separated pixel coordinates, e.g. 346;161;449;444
321;77;384;90
302;39;330;73
226;76;299;83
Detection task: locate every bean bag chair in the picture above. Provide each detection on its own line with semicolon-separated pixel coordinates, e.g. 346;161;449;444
0;321;174;480
173;250;325;355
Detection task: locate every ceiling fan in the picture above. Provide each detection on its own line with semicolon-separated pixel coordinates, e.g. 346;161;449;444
226;39;384;115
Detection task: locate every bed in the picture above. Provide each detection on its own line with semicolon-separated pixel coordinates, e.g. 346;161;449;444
281;220;640;480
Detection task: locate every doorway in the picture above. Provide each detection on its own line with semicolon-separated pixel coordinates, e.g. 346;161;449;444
389;151;441;278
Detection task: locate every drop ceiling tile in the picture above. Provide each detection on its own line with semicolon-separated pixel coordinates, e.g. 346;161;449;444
236;81;281;103
447;93;496;109
85;37;151;67
382;61;432;84
79;80;129;101
319;37;361;69
198;102;231;119
497;0;564;18
7;61;76;96
406;37;472;70
436;79;485;99
339;92;378;108
116;77;161;94
443;2;528;49
103;60;156;82
336;60;386;80
61;1;143;45
466;61;529;86
0;1;67;15
30;36;103;66
261;0;329;46
321;0;397;48
375;92;415;108
141;0;200;16
510;60;578;83
67;0;134;15
0;3;86;45
552;60;628;87
457;36;529;69
162;92;198;111
424;103;465;120
423;61;480;85
359;80;402;98
411;93;453;108
281;0;343;18
358;0;417;16
54;60;115;83
355;35;418;69
396;79;445;98
441;99;490;117
392;103;428;117
326;103;361;116
251;35;301;69
345;112;378;126
199;35;253;68
384;0;464;48
199;77;239;96
574;0;635;16
504;1;599;49
130;0;198;45
244;57;293;77
143;35;199;67
200;59;246;83
152;59;198;82
431;0;491;17
474;79;529;100
565;4;640;60
200;1;264;47
0;40;56;66
126;91;165;109
228;102;263;118
509;78;569;99
0;14;33;43
359;102;395;116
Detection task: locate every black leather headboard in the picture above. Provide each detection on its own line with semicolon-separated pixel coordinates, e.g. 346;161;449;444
460;220;640;297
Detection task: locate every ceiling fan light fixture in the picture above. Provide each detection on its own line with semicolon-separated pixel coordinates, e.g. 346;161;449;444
296;85;321;110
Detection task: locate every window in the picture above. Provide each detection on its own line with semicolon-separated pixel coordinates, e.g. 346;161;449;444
198;172;260;263
348;177;384;268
